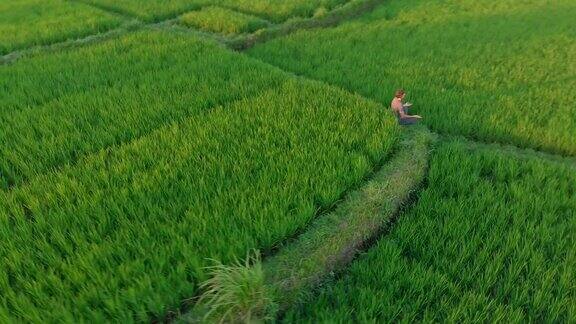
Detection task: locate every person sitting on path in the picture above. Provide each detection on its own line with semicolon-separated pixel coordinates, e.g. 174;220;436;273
391;89;422;125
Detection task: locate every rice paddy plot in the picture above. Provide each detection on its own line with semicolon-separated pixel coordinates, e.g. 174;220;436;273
216;0;350;23
0;30;287;189
83;0;207;22
179;6;270;36
0;0;124;55
0;75;399;321
284;139;576;322
248;0;576;156
84;0;350;23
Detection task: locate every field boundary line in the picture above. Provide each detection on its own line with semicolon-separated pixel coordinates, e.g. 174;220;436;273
0;20;142;65
246;56;576;161
440;133;576;162
225;0;383;50
179;126;436;322
0;80;286;192
1;0;379;64
70;0;141;20
160;0;381;50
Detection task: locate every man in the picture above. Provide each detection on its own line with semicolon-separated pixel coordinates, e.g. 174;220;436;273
391;89;422;125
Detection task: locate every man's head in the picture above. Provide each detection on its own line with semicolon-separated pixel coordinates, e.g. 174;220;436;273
395;89;406;99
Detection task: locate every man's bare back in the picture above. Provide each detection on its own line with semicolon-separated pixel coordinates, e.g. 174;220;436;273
391;89;421;125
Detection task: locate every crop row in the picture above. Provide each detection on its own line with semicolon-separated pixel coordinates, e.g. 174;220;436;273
0;30;290;189
179;6;270;36
248;0;576;156
0;52;399;321
84;0;350;23
0;0;124;55
285;139;576;322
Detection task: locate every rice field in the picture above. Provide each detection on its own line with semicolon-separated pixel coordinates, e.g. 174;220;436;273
0;0;124;55
284;139;576;322
179;7;270;36
248;0;576;156
0;27;399;321
2;0;574;322
84;0;350;22
0;30;287;189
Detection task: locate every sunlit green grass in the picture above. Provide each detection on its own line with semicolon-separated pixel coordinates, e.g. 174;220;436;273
2;0;573;322
85;0;349;22
179;7;269;35
0;0;123;55
248;0;576;155
84;0;206;21
284;139;576;322
0;32;399;320
0;30;287;189
216;0;349;23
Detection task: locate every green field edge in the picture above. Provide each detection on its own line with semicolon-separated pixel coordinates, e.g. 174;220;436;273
284;135;576;322
70;0;141;20
0;20;142;65
179;126;435;322
73;0;203;23
0;0;378;64
162;1;371;45
0;79;286;193
442;134;576;170
221;0;382;50
248;57;576;161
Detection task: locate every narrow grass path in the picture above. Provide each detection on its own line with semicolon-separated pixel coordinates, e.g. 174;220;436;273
263;126;433;309
442;134;576;169
180;126;435;322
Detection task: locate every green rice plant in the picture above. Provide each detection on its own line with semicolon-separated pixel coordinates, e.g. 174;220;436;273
217;0;349;23
248;0;576;155
0;76;399;321
85;0;349;23
198;251;277;322
0;29;287;188
283;139;576;322
83;0;208;22
0;0;124;55
179;7;269;35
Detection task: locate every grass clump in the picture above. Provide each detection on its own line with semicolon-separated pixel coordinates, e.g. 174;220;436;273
284;139;576;322
196;252;277;322
180;7;269;36
0;0;123;55
182;127;432;322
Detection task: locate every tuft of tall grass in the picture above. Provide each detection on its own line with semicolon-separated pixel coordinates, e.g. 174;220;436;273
198;251;277;322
